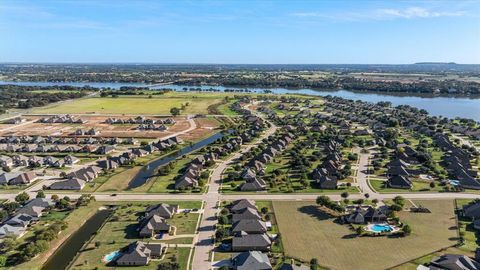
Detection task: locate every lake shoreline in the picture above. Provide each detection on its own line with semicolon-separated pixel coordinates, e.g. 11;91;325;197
1;81;480;120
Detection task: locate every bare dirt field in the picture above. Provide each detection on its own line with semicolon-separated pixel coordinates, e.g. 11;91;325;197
178;117;220;142
0;115;218;139
273;200;457;270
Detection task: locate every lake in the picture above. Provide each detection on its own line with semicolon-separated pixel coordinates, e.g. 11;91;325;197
1;80;479;121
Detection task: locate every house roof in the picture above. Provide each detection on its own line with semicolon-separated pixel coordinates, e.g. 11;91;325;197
232;251;272;270
232;219;267;233
230;199;256;213
50;178;86;190
464;202;480;219
145;203;178;218
387;175;412;189
430;254;480;270
232;207;261;223
232;233;271;250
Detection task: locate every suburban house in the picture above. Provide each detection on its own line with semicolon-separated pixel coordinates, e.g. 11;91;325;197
232;232;272;251
145;204;178;219
231;251;272;270
344;206;389;224
16;198;54;219
421;254;480;270
387;175;413;189
116;241;164;266
138;215;170;238
9;171;38;185
49;178;86;190
463;201;480;220
229;199;256;214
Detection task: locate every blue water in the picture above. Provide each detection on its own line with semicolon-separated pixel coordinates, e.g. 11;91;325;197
104;250;121;262
128;130;231;188
371;224;393;232
1;81;479;121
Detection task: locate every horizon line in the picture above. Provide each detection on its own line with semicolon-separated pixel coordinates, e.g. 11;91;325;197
0;62;477;65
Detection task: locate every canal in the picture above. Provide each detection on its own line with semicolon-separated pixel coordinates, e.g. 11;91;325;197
42;209;113;270
128;131;230;189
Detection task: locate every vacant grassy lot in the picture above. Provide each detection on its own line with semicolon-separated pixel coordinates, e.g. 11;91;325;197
32;92;226;115
273;200;457;270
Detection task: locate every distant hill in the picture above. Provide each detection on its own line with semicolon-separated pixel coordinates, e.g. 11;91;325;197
414;62;457;65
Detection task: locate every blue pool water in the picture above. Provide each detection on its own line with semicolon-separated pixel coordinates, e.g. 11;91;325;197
371;224;393;233
104;250;121;262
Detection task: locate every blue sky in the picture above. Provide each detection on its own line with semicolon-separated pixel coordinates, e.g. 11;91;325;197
1;0;479;64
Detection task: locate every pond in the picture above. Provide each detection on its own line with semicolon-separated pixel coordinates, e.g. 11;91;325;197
42;209;113;270
128;131;230;189
1;81;479;121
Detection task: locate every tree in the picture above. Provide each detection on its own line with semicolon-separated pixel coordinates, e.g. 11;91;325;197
95;241;101;248
393;196;405;207
56;198;70;209
0;255;6;267
217;215;228;225
372;198;379;205
402;224;412;236
364;193;370;199
36;190;45;198
170;107;180;116
356;226;363;235
390;204;402;212
340;192;349;200
316;195;330;206
1;235;17;252
310;258;318;270
2;202;20;214
215;227;227;241
261;207;269;214
15;192;30;204
51;194;59;201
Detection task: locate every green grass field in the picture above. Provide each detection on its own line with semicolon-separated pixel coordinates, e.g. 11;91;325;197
273;200;457;270
32;92;227;115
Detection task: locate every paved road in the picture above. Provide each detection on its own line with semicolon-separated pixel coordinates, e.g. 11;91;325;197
354;147;378;198
191;107;278;270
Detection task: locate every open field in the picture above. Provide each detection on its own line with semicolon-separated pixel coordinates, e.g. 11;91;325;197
30;92;226;115
273;200;458;270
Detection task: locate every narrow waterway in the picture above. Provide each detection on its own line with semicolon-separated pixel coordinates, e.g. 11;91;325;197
128;131;229;188
42;209;113;270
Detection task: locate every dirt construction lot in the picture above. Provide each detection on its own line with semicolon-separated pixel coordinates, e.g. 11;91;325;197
0;115;219;139
273;200;457;270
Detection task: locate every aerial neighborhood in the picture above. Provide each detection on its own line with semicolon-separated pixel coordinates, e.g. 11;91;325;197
0;64;479;270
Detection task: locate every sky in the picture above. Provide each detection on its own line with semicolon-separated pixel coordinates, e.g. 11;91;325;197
1;0;479;64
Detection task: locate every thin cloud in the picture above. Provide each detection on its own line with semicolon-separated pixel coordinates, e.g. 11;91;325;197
291;6;466;21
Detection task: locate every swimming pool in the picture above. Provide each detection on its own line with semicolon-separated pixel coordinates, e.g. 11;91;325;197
370;224;394;233
103;250;121;262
